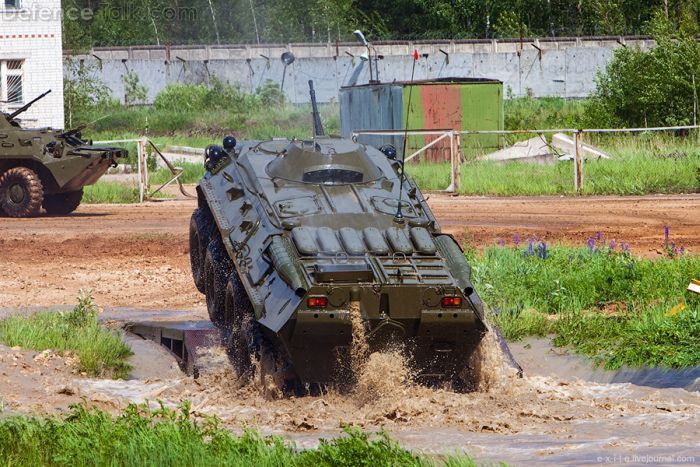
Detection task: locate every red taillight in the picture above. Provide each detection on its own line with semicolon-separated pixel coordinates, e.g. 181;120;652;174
441;296;462;308
307;296;328;308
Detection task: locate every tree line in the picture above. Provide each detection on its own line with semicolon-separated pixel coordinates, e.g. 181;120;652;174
63;0;700;49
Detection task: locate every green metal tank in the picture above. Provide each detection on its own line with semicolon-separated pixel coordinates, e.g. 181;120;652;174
190;83;493;391
0;91;126;217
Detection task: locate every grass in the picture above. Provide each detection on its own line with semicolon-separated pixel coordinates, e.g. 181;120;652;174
81;96;698;197
504;97;588;131
410;134;700;195
150;162;204;186
0;292;133;379
467;240;700;369
0;402;480;467
83;181;142;204
86;102;340;146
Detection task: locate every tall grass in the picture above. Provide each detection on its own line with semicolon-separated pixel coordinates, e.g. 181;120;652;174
0;402;478;466
149;162;204;186
83;181;142;204
410;134;700;195
468;243;700;369
86;102;340;144
0;292;133;378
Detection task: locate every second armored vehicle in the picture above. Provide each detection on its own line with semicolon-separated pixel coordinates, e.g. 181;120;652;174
0;91;126;217
189;83;492;390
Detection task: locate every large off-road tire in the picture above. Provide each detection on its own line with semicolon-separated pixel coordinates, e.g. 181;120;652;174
203;235;233;327
223;273;255;378
0;167;44;218
189;207;215;293
42;189;83;216
223;271;302;396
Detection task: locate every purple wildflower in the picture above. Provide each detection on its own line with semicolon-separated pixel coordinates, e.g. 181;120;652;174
498;238;506;247
609;240;616;250
597;231;602;241
664;225;670;246
528;238;534;256
680;245;686;254
672;243;678;256
537;242;548;260
588;237;595;254
514;233;520;246
622;243;631;252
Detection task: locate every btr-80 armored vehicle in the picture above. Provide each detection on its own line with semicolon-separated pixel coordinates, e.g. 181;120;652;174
190;83;496;391
0;91;126;217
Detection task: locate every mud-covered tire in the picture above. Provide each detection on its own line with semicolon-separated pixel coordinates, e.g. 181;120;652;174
203;235;233;326
224;273;255;378
42;189;83;216
0;167;44;218
223;271;301;396
189;207;215;293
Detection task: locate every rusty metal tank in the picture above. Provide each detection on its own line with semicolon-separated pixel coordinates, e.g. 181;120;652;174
0;91;126;217
189;85;490;391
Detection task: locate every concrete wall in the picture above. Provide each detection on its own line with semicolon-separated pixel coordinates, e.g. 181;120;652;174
68;37;656;105
0;0;64;129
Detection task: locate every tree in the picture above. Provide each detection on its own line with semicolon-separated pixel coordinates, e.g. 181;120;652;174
587;10;700;127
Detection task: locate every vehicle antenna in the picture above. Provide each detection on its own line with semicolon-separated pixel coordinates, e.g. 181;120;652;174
308;80;325;138
395;50;419;222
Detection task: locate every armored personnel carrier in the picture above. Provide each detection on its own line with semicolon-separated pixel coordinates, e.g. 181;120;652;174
190;82;494;390
0;91;126;217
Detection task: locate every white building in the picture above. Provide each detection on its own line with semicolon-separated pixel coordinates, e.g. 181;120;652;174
0;0;64;129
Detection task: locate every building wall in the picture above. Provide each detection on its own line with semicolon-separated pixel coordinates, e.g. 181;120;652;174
69;38;653;106
0;0;64;129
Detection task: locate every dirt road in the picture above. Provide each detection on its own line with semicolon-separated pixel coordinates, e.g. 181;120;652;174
1;194;698;309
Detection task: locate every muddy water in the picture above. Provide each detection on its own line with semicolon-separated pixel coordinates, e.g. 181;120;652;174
73;317;700;466
510;338;700;392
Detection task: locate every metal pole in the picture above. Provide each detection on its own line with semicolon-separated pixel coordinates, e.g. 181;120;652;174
574;130;583;194
144;140;150;200
137;139;148;203
449;131;460;193
455;131;462;193
137;140;142;203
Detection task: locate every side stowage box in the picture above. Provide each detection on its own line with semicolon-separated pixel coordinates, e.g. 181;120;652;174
292;227;318;256
339;228;366;256
316;227;343;254
410;227;437;255
363;227;390;255
386;227;414;255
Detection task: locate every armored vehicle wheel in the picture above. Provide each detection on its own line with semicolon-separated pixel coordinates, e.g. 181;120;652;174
224;274;255;377
189;207;215;293
42;189;83;216
204;235;233;327
0;167;44;218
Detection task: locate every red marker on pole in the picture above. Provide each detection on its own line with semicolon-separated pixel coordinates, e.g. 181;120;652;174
413;50;419;61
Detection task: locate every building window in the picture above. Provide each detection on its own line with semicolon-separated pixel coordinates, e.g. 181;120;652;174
4;0;20;9
0;60;24;106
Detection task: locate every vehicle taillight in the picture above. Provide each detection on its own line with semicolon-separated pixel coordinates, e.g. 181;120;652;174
307;296;329;308
441;296;462;308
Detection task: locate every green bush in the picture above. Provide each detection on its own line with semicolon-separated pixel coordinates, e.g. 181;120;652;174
63;58;120;127
586;12;700;127
153;79;282;114
153;83;210;111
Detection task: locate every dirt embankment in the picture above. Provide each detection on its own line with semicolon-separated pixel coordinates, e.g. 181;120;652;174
1;194;698;310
